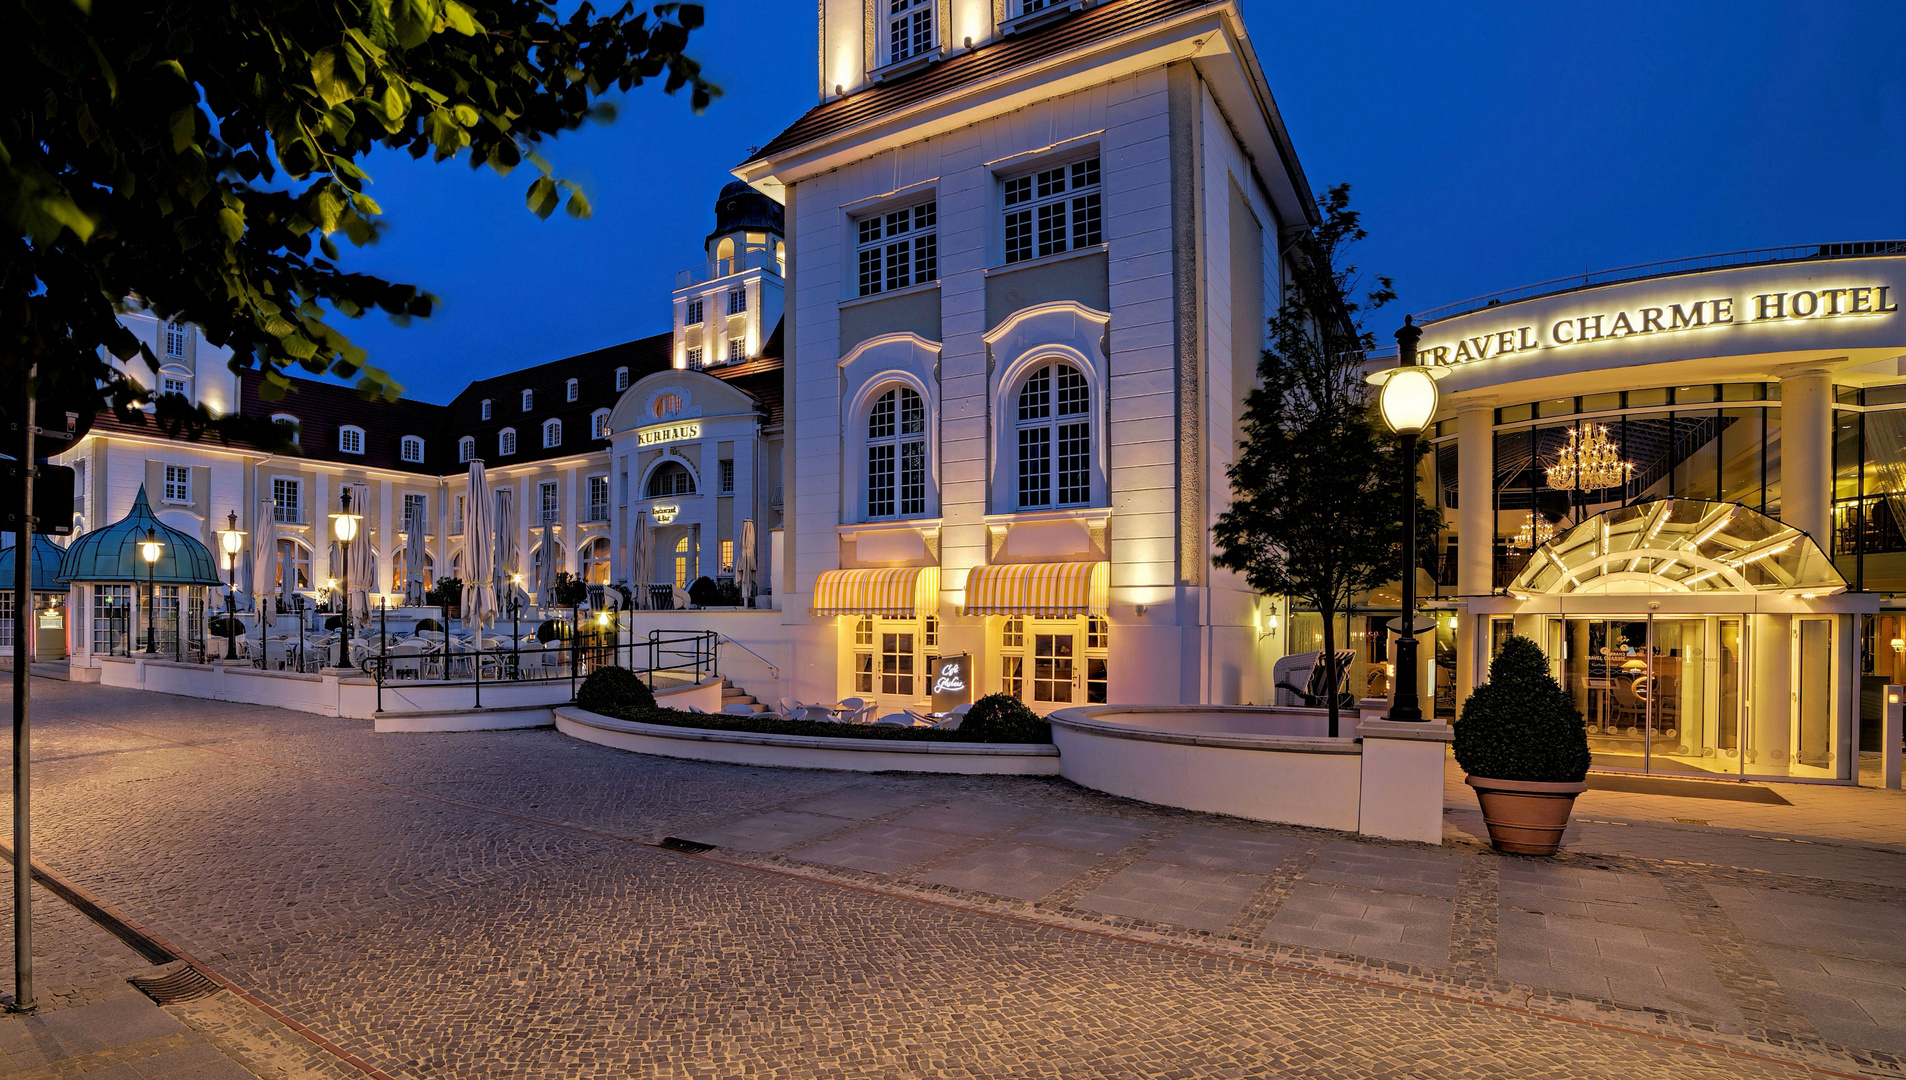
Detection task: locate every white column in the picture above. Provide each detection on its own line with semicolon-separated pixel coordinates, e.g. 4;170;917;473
1780;367;1833;544
1456;401;1494;708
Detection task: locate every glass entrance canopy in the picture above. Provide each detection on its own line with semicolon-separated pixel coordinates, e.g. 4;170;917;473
1507;499;1845;596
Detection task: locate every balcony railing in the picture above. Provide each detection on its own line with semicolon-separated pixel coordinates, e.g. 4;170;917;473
675;247;782;289
585;507;610;524
272;505;310;525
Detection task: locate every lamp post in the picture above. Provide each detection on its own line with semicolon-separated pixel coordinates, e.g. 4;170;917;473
139;529;163;654
218;511;245;660
1369;316;1445;722
330;488;362;668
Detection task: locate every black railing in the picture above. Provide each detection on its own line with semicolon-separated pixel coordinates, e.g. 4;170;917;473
355;627;718;713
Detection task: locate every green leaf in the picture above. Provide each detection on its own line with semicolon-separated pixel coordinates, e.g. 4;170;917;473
381;81;411;123
563;186;591;219
441;0;480;35
451;103;478;127
310;47;353;107
168;107;195;152
526;175;558;219
217;207;245;242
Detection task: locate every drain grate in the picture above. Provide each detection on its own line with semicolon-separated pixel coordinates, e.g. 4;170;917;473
131;966;221;1006
658;837;716;854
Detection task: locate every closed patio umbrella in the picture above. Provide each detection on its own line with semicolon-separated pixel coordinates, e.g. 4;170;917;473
494;488;518;606
463;461;496;646
629;510;650;609
404;516;426;606
738;518;757;607
250;497;277;630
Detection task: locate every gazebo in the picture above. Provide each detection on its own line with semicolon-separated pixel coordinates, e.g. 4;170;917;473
59;485;222;663
0;535;72;663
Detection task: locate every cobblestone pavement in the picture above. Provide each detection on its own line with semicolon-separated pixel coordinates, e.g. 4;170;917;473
5;677;1906;1078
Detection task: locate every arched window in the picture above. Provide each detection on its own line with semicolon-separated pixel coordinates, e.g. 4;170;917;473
338;425;365;455
458;436;475;463
591;409;611;440
652;392;683;420
565;378;579;402
1014;362;1091;509
401;435;424;463
480;398;492;420
499;427;517;456
615;366;630;391
531;541;564;593
274;539;310;589
271;413;300;446
582;537;612;584
673;536;691;587
867;386;926;518
542;419;562;449
715;236;734;275
648;462;695;497
392;549;436;592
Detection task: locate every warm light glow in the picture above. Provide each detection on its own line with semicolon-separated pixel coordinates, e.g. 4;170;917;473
332;513;359;544
1892;638;1904;651
596;611;610;628
1377;366;1439;434
139;535;162;564
1545;425;1634;491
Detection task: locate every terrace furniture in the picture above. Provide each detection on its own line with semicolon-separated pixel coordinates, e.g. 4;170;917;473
1274;649;1357;710
834;696;866;720
873;714;913;726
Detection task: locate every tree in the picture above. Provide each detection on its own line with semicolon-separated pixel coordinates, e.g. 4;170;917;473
3;0;716;445
1212;184;1439;736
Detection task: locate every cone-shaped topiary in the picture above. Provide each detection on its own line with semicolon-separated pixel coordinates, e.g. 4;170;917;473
575;666;656;715
1454;634;1590;783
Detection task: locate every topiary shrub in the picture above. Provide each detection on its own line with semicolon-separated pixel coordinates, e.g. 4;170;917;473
414;618;443;633
955;693;1051;743
575;666;656;715
687;575;720;608
1454;635;1590;783
535;618;572;643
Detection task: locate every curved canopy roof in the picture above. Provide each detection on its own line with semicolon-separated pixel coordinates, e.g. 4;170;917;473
1507;499;1845;596
58;485;222;586
0;536;70;593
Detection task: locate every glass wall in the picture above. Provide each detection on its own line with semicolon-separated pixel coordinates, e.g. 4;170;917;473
1835;388;1906;592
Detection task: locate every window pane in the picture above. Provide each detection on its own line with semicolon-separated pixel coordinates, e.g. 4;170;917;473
1004;209;1032;263
1057;421;1090;504
868;443;895;517
1018;367;1051;421
1036;202;1067;257
859;248;882;296
885;240;911;291
900;440;926;516
1056;366;1089;415
1018;427;1051;507
900;388;925;434
1071;158;1100;188
1036;166;1066;198
913;234;937;284
1003;176;1031;207
869;391;896;439
1071;192;1101;248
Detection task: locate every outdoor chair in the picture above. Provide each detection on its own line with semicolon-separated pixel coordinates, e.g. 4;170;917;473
834;696;866;719
798;704;837;722
1275;650;1357;710
903;709;934;727
721;703;758;716
873;713;913;726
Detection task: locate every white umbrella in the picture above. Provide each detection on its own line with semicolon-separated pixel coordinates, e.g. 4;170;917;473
494;488;518;607
738;519;757;607
629;510;650;609
405;517;426;606
250;497;277;630
463;461;495;646
348;489;375;626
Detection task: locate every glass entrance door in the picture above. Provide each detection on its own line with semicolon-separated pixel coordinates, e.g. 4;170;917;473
1560;616;1735;775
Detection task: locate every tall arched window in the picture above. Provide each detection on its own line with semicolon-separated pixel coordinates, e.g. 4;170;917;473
499;427;517;456
582;537;612;584
459;436;475;462
867;386;926;518
542;419;562;448
1015;362;1091;509
275;539;310;589
673;536;691;587
715;237;735;275
648;462;695;497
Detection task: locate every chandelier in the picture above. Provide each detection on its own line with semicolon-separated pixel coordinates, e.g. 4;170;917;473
1545;424;1634;491
1509;513;1557;551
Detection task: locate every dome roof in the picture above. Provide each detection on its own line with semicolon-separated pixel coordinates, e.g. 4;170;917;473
0;536;70;593
708;181;784;242
58;485;222;586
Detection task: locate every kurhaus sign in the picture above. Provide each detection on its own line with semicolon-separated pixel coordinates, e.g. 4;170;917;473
637;422;701;447
1422;284;1898;368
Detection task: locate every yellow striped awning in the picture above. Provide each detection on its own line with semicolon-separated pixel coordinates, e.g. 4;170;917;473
964;561;1109;618
811;566;940;618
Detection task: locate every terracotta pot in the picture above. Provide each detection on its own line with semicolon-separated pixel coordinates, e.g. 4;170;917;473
1465;775;1587;856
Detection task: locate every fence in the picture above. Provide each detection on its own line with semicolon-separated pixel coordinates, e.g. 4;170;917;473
356;628;719;713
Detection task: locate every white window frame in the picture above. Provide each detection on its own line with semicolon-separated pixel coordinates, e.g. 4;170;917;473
520;389;534;412
499;427;517;456
403;493;428;535
538;480;560;525
685;298;703;326
865;385;928;520
727;339;745;363
719;459;735;494
271;477;303;524
401;435;424;463
480;398;492;421
458;436;474;463
1002;155;1101;265
615;366;630;391
163;321;187;359
882;0;936;67
728;287;747;315
984;303;1111;515
839;333;941;523
161;374;188;397
686;346;703;368
338;425;365;455
566;378;579;403
162;464;190;504
591;408;611;440
542;419;562;449
1011;362;1092;510
587;474;610;521
855;199;937;298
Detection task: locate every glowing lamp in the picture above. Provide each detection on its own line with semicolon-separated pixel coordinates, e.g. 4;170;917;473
596;610;610;628
1373;365;1441;435
139;531;163;565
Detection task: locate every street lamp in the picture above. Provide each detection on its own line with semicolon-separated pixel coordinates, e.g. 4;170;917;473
139;529;163;654
218;511;246;660
1368;316;1447;722
330;488;362;667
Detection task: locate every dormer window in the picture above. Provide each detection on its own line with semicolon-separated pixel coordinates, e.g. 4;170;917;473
459;436;474;463
271;413;300;446
520;389;533;412
885;0;935;66
401;435;424;463
566;378;579;402
615;367;630;391
338;425;364;455
543;419;562;449
592;409;611;439
481;398;492;420
500;427;517;456
162;375;188;397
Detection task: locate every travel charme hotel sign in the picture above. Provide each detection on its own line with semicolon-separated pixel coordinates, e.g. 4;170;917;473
1421;284;1898;367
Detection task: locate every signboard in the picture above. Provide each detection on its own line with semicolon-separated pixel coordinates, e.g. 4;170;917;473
931;652;973;714
652;504;680;524
637;422;701;447
0;463;74;536
1421;283;1898;369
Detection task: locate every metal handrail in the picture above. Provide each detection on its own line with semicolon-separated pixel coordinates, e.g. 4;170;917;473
715;634;778;679
1416;239;1906;325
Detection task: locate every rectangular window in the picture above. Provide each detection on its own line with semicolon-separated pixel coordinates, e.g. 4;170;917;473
453;494;466;536
1087;657;1108;704
403;493;428;535
867;443;895;518
924;615;938;650
93;584;131;655
500;429;517;456
886;0;934;65
728;339;745;362
1017;427;1051;508
539;481;560;524
1003;157;1101;264
162;376;187;397
481;399;492;421
521;389;533;411
164;322;187;359
163;464;190;503
686;346;703;368
854;200;937;297
566;378;579;403
881;631;916;696
729;288;747;315
685;298;703;325
339;427;363;454
1032;633;1074;703
854;651;874;694
1001;655;1023;698
1056;421;1091;504
272;478;301;523
588;475;610;521
719;539;735;575
720;460;735;494
616;367;630;391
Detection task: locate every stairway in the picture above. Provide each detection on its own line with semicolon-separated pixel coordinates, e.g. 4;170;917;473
719;678;771;714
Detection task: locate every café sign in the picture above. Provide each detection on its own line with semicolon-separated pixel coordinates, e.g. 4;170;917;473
637;422;701;447
1421;284;1898;368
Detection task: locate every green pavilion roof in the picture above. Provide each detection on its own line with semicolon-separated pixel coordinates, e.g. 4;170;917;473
58;485;222;586
0;536;70;593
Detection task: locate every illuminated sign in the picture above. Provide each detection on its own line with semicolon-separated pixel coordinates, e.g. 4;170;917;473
1422;284;1898;368
638;422;701;447
931;653;973;714
652;504;680;524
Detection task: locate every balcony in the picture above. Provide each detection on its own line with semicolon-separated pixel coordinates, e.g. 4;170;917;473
271;505;310;526
675;247;781;289
585;507;610;524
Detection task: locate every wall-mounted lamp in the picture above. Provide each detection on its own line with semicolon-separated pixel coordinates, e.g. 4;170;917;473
1134;604;1147;617
1891;637;1904;652
963;35;973;48
834;83;844;96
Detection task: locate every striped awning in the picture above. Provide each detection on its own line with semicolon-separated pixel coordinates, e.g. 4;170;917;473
811;566;940;618
964;561;1109;618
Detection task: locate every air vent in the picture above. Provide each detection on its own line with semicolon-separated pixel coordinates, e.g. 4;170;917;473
131;966;220;1005
658;837;716;854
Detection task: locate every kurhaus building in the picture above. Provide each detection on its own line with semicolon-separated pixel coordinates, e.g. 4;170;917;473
1405;242;1906;783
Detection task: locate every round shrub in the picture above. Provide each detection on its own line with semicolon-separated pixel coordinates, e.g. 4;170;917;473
955;693;1050;743
1454;634;1590;783
687;575;720;608
575;666;656;715
535;618;572;643
414;618;443;633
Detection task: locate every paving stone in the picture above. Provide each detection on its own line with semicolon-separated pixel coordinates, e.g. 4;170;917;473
887;799;1040;837
1072;860;1262;931
1144;826;1295;874
677;809;851;852
1307;842;1462;898
1263;883;1454;968
796;825;970;875
914;842;1102;900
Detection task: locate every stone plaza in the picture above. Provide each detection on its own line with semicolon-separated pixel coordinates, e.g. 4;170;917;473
0;677;1902;1078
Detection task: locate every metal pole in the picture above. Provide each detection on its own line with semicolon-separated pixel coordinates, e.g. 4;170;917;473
339;539;351;668
1390;320;1425;723
11;377;34;1010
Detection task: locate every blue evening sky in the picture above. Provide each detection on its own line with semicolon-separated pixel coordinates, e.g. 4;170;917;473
334;0;1906;403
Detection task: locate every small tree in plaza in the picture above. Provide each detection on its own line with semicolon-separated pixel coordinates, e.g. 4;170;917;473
1212;185;1439;736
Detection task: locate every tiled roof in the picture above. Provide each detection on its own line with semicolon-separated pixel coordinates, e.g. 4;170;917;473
708;318;785;429
445;333;674;468
750;0;1219;163
241;373;450;473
